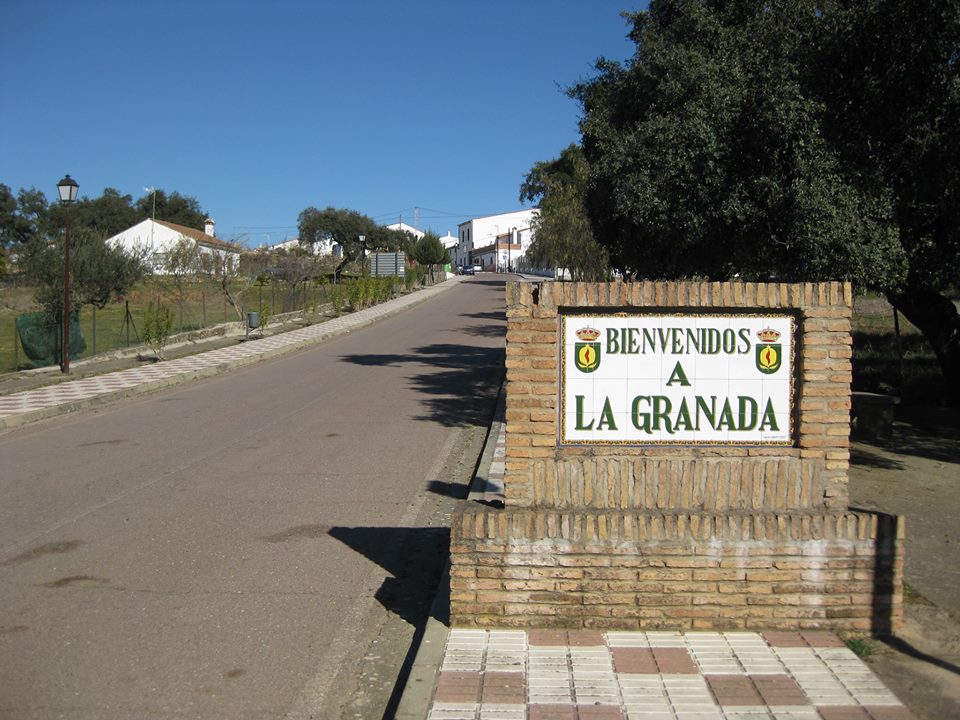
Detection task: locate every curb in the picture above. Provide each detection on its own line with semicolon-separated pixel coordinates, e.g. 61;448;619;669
394;381;506;719
0;277;462;432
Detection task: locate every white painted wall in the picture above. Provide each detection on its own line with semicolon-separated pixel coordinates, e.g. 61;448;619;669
107;219;240;274
455;209;538;269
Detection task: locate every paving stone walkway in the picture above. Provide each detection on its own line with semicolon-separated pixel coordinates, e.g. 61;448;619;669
427;629;914;720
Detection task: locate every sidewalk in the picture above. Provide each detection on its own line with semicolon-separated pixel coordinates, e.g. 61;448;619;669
0;277;462;430
398;420;920;720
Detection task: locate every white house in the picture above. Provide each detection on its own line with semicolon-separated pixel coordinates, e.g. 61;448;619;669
454;209;538;271
385;222;425;240
439;232;458;253
262;236;339;256
107;218;241;275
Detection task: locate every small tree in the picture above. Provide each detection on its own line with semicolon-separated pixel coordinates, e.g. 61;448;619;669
21;227;149;318
141;301;174;360
412;232;447;280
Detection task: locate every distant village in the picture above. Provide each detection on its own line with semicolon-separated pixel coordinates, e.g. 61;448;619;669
107;208;539;276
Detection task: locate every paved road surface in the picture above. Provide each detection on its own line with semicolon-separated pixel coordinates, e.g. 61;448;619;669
0;277;507;719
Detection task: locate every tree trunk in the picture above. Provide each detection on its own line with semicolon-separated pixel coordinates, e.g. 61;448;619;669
887;284;960;406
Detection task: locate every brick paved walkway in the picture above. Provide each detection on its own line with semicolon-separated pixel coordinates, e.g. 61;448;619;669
427;629;914;720
0;278;460;428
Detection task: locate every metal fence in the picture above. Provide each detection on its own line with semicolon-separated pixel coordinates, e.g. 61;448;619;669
1;271;436;373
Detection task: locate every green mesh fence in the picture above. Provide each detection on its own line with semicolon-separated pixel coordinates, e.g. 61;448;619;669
15;311;86;368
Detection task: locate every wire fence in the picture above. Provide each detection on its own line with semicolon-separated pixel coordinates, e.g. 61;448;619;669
1;269;437;373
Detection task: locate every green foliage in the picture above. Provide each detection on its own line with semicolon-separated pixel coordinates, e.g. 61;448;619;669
20;227;149;316
520;144;610;281
405;265;427;290
141;301;175;360
134;189;207;229
1;183;208;250
573;2;906;287
0;184;47;247
297;206;378;267
411;232;447;267
571;0;960;403
843;635;876;659
330;285;346;315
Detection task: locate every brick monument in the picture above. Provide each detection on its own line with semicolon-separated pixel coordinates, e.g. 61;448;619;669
450;281;903;631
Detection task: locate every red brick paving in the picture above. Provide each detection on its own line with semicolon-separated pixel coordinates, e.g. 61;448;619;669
763;631;809;647
529;630;570;646
652;647;699;674
861;707;918;720
611;647;658;674
529;705;577;720
752;674;808;706
481;671;525;704
433;670;481;703
705;674;764;705
567;631;605;646
802;631;846;648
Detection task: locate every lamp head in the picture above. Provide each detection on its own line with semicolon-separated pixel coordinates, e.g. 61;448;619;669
57;175;79;203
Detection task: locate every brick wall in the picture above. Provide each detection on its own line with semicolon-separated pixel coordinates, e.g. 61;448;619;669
451;280;904;632
451;507;902;632
503;281;853;510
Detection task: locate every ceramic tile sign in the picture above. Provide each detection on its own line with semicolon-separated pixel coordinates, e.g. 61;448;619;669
561;313;795;445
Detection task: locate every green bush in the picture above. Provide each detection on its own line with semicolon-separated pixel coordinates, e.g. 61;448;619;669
142;301;175;360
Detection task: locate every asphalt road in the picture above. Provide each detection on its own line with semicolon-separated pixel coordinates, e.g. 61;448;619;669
0;277;508;720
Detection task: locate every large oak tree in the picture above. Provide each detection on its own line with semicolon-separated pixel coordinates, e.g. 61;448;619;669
574;0;960;403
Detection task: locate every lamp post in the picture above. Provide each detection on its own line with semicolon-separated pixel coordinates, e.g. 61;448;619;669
57;174;79;373
358;234;367;276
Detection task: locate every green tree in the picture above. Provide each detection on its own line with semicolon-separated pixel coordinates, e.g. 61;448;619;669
76;188;140;237
411;232;447;275
520;144;610;281
0;185;48;247
20;227;149;316
135;189;207;229
573;0;959;401
297;206;379;279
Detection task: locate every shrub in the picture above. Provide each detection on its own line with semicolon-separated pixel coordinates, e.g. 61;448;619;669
142;301;175;360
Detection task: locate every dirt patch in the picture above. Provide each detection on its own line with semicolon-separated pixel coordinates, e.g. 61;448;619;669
849;406;960;719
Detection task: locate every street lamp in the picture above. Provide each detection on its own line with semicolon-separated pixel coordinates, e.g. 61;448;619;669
57;174;79;373
358;234;367;276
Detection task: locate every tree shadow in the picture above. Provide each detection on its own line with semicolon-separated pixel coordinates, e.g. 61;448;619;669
339;343;505;427
850;446;905;470
461;310;506;322
858;419;960;466
328;525;450;720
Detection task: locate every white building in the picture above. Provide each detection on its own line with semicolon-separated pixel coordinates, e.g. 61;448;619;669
263;236;339;256
107;218;241;275
439;232;458;253
385;222;425;240
454;209;538;271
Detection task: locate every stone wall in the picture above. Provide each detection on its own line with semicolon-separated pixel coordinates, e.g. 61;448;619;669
450;280;904;632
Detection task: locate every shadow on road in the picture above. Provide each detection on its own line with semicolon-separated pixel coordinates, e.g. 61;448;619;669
339;342;504;427
328;525;451;720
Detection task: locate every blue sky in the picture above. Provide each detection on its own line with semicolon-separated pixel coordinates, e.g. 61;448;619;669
1;1;640;247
